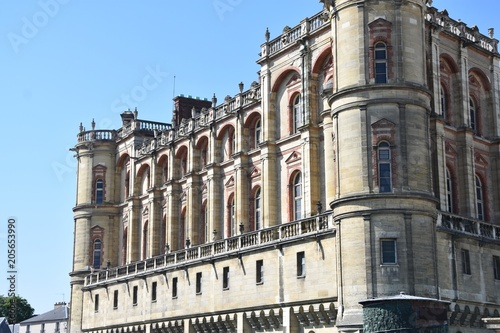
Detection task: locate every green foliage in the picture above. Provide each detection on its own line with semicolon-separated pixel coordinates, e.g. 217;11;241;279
0;295;35;324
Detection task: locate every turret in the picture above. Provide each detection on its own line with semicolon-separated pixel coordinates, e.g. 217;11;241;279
321;0;437;330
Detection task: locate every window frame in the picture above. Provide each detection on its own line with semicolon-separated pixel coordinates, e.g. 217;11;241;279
113;290;119;309
132;285;138;305
94;294;99;312
461;249;471;275
381;239;397;265
494;255;500;280
292;94;302;133
445;168;454;213
92;239;102;269
256;259;264;284
151;281;157;302
378;142;392;193
222;266;230;290
95;178;104;204
196;272;202;295
296;251;306;278
292;172;302;221
254;187;262;230
374;42;388;83
172;277;178;298
475;175;485;221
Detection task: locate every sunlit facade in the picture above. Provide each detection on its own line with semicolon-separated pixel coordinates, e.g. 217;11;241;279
69;1;500;332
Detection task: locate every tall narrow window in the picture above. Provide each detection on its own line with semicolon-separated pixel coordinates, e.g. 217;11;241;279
255;119;261;147
475;175;484;220
381;239;397;264
446;168;453;213
293;173;302;220
378;142;392;193
297;252;305;277
94;294;99;312
133;285;138;305
440;85;447;119
201;202;208;243
293;94;302;133
228;196;236;236
374;42;388;83
469;98;477;132
196;272;202;294
152;281;157;302
95;179;104;204
223;267;230;290
255;188;262;230
256;260;264;284
462;249;471;275
92;239;102;269
142;221;149;260
494;256;500;280
172;277;178;298
113;290;119;309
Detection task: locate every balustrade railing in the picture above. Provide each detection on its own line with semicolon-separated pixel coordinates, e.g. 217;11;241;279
77;130;116;142
85;212;333;286
437;212;500;241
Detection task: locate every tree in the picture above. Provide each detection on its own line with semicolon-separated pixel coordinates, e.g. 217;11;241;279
0;295;35;324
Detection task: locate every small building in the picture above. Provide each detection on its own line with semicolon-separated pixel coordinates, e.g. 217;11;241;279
19;303;68;333
0;317;13;333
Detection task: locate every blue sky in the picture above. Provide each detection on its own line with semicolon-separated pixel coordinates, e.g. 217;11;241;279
0;0;498;315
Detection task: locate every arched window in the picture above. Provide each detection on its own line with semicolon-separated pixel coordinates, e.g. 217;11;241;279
475;175;484;220
292;173;302;220
445;168;454;213
95;179;104;204
378;142;392;192
93;239;102;269
293;94;302;133
374;42;388;83
254;188;262;230
440;84;447;119
469;97;477;132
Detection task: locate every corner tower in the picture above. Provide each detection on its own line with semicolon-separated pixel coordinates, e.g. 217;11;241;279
69;122;119;333
321;0;437;329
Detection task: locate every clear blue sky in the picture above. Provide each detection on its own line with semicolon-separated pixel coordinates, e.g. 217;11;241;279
0;0;498;315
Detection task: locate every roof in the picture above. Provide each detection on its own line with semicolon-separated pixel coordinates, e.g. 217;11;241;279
20;306;68;325
0;317;12;333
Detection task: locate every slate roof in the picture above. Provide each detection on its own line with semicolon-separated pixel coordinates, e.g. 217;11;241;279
20;306;68;325
0;317;12;333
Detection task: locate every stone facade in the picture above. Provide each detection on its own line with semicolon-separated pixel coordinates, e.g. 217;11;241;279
69;1;500;332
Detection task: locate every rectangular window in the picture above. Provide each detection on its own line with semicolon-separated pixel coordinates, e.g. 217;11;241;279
461;249;471;275
196;272;202;294
172;277;178;298
493;256;500;280
152;281;157;302
297;252;305;277
41;324;45;333
133;285;138;305
381;239;397;264
94;294;99;312
223;267;230;290
113;290;118;309
55;322;60;333
256;260;264;284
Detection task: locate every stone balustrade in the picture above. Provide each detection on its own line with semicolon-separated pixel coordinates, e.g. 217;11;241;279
437;212;500;242
84;211;333;286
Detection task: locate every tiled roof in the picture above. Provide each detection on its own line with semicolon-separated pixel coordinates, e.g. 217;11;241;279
20;306;68;324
